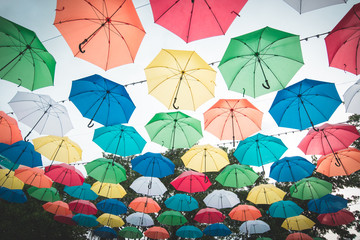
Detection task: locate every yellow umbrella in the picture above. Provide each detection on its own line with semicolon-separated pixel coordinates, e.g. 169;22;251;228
281;215;315;231
0;169;24;189
91;181;126;198
145;49;216;110
181;144;230;173
247;184;286;205
97;213;125;228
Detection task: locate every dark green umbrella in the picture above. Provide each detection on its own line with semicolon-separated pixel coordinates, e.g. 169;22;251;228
118;227;143;239
290;177;332;200
215;164;259;188
157;210;188;226
27;186;60;202
85;158;126;184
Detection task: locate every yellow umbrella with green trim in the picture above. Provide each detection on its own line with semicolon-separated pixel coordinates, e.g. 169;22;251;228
247;184;286;205
97;213;125;228
91;181;126;199
281;215;315;231
0;169;24;189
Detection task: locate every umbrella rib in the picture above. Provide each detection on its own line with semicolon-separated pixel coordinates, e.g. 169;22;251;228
152;0;180;22
203;0;225;34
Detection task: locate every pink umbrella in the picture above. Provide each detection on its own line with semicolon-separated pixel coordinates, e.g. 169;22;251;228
194;208;225;224
318;209;355;226
69;199;97;215
170;170;211;193
54;214;77;226
45;163;84;186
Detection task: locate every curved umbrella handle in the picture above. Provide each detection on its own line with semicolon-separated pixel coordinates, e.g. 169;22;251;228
262;80;270;89
17;78;22;87
172;98;179;109
79;39;87;53
87;119;95;128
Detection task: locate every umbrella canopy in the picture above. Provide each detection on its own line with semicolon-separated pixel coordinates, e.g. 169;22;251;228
130;176;167;196
158;210;188;226
317;209;355;226
129;197;161;213
283;0;347;14
269;79;342;130
181;144;229;173
64;183;98;200
94;226;117;239
145;111;203;149
215;164;259;188
176;225;203;239
0;187;27;203
282;215;315;230
27;186;60;202
14;166;53;188
126;212;154;227
203;223;232;237
344;79;360;114
247;184;286;205
229;204;262;221
54;0;145;70
144;226;170;239
308;194;347;214
194;208;225;224
85;158;126;184
0;111;22;145
0;169;24;190
54;214;76;226
286;232;313;240
165;194;199;212
204;189;240;209
145;49;216;110
0;155;19;171
0;16;55;90
43;201;72;215
91;181;126;198
239;220;270;235
96;199;127;215
72;214;98;227
93;124;146;157
170;170;211;193
118;226;143;239
8;91;73;140
69;199;97;215
131;152;175;178
219;26;303;98
270;156;315;182
45;163;84;186
204;99;263;146
268;200;303;218
290;177;332;200
97;213;124;228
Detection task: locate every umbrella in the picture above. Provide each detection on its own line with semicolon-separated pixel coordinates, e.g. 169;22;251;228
8;91;73;141
145;49;216;110
97;213;124;228
0;111;22;145
69;200;97;215
0;187;27;203
118;227;143;239
247;184;286;205
204;99;263;146
290;177;332;200
126;212;154;227
234;133;287;173
181;144;230;173
64;183;98;200
27;186;60;202
317;209;355;226
91;181;126;198
72;214;98;227
0;169;24;189
53;0;145;70
229;205;262;221
130;176;167;196
85;158;126;184
165;194;199;212
0;16;55;90
69;75;135;127
344;79;360;114
194;208;225;224
93;124;146;157
203;223;232;237
282;215;315;230
203;189;240;209
93;226;117;239
239;220;270;235
219;26;303;98
158;210;188;226
129;197;161;213
131;152;175;178
14;166;53;188
176;225;203;239
170;170;211;193
43;201;72;215
268;200;303;218
308;194;347;214
144;226;170;239
283;0;347;14
45;163;84;186
149;0;247;43
54;214;76;226
96;199;127;215
286;232;313;240
0;155;19;171
269;79;342;131
325;3;360;75
215;164;259;188
145;111;203;149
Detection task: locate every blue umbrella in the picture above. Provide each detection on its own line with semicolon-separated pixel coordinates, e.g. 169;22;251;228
308;194;347;214
269;156;315;182
0;155;19;170
93;226;117;239
268;200;303;218
0;187;27;203
165;194;199;212
64;183;98;200
203;223;232;237
131;152;175;178
176;225;203;238
73;214;98;227
269;79;342;131
69;74;135;128
96;199;127;215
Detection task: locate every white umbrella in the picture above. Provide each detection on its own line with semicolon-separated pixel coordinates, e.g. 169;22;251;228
203;189;240;209
283;0;347;14
130;176;167;196
239;220;270;235
8;91;73;141
344;79;360;114
126;212;154;227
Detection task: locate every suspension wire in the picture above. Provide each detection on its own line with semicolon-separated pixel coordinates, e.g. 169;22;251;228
300;32;331;41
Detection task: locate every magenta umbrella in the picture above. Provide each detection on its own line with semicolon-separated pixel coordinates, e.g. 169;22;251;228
54;214;77;226
45;163;84;186
69;199;97;215
194;208;225;224
318;209;355;226
170;170;211;193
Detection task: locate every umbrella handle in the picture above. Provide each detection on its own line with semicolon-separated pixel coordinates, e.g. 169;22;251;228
17;78;22;87
172;99;179;109
262;80;270;89
79;39;87;53
87;119;95;128
24;131;31;142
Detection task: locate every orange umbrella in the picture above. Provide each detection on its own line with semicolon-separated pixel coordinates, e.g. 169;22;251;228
145;226;170;239
14;166;53;188
53;0;145;70
129;197;161;213
0;111;22;145
229;204;262;221
43;201;72;215
204;99;263;146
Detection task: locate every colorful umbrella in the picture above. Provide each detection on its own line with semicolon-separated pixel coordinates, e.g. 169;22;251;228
282;215;315;230
165;194;199;212
170;170;211;193
0;16;55;90
54;214;76;226
204;99;263;146
290;177;332;200
145;49;216;110
14;166;53;188
158;210;188;226
130;176;167;196
268;200;303;218
27;186;60;202
0;169;24;190
45;163;84;186
72;214;98;227
126;212;154;227
283;0;347;14
144;226;170;239
64;183;98;200
118;227;143;239
54;0;145;70
203;223;232;237
97;213;124;228
0;111;22;145
203;189;240;209
269;79;342;131
43;201;72;215
0;155;19;171
91;181;126;198
194;208;225;224
308;194;347;214
317;209;355;226
94;226;117;239
85;158;127;184
176;225;203;239
239;220;270;235
131;152;175;178
286;232;313;240
129;197;161;213
0;187;27;203
344;79;360;114
96;199;127;215
229;204;262;221
69;200;97;215
247;184;286;205
219;26;303;98
145;111;203;149
215;164;259;188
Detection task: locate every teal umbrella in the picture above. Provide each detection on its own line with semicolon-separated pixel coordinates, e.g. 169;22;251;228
176;225;203;238
165;194;199;212
64;183;98;200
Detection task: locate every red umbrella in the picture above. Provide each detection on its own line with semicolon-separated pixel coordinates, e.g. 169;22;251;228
45;163;84;186
69;199;97;215
14;166;53;188
144;226;170;239
43;201;72;215
229;204;261;221
286;232;313;240
194;208;225;224
318;209;355;226
0;111;22;145
170;170;211;193
54;214;77;226
149;0;248;43
325;3;360;75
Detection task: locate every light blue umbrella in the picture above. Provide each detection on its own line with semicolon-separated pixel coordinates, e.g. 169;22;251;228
131;152;175;178
0;187;27;203
73;214;98;227
268;200;303;218
203;223;232;237
96;199;127;215
165;194;199;212
308;194;347;214
176;225;203;238
64;183;98;200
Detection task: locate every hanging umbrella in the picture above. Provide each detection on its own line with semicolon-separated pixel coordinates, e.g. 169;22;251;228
69;200;97;215
215;164;259;188
269;79;342;131
64;183;98;200
0;16;55;90
69;75;135;127
126;212;154;227
181;144;230;173
8;91;73;141
239;220;270;235
0;155;19;171
219;26;303;98
54;214;76;226
144;226;170;239
85;158;126;184
203;189;240;209
203;223;232;237
247;184;286;205
72;214;98;227
43;201;72;215
129;197;161;213
268;200;303;218
344;79;360;114
91;181;126;198
14;166;53;188
308;194;347;214
229;205;262;221
283;0;347;14
145;111;203;149
176;225;203;239
130;176;167;196
234;133;287;173
97;213;124;228
145;49;216;110
0;187;27;203
0;169;24;190
286;232;313;240
45;163;84;186
170;171;211;193
290;177;332;200
118;227;143;239
194;208;225;224
282;215;315;230
0;111;22;145
165;194;199;212
204;99;263;146
325;3;360;75
131;152;175;178
158;210;188;226
93;226;117;239
96;199;127;215
317;209;355;226
93;124;146;157
257;238;273;240
54;0;145;70
27;186;60;202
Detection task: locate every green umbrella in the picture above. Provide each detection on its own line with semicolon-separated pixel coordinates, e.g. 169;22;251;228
145;111;203;149
0;16;55;90
85;158;126;184
157;210;188;226
27;186;60;202
118;226;143;239
215;164;259;188
290;177;332;200
219;26;303;98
